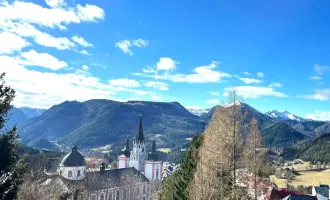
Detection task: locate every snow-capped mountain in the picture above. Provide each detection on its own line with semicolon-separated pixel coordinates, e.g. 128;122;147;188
19;107;45;118
265;110;307;122
187;107;211;116
282;111;307;122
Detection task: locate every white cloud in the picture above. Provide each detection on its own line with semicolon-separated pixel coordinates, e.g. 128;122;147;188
142;67;156;73
20;50;68;70
206;99;220;104
82;65;89;71
308;76;322;80
257;72;264;78
79;50;91;55
71;35;93;47
45;0;66;8
209;91;219;96
76;4;105;22
306;110;330;121
115;38;148;55
150;94;163;101
156;57;178;71
224;86;287;99
0;1;105;29
108;78;140;88
238;77;263;84
0;21;76;50
0;55;157;108
300;89;330;101
0;55;115;108
269;82;283;88
244;71;250;75
115;40;132;55
0;32;29;54
132;39;148;47
145;81;169;91
135;61;231;83
314;64;330;75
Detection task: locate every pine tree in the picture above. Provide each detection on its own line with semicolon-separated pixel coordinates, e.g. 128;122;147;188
0;73;25;200
161;135;203;200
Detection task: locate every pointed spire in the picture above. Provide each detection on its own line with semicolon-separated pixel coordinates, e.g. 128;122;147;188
152;140;156;153
122;135;130;157
135;114;144;143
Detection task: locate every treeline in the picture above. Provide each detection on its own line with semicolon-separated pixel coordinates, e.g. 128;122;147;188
283;133;330;163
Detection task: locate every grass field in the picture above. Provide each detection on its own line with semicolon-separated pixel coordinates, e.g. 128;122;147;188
269;175;287;187
270;169;330;187
290;169;330;187
158;148;172;153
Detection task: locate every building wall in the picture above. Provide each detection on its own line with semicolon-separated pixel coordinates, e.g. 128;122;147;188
58;166;86;180
89;183;149;200
129;141;147;172
144;161;162;181
118;156;128;169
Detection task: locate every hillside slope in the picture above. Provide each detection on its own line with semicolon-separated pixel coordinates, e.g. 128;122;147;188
18;100;206;148
292;133;330;162
262;122;307;147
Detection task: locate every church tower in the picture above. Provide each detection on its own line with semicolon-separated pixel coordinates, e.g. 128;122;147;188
129;114;147;172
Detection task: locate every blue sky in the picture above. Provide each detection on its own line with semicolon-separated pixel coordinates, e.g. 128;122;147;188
1;0;330;120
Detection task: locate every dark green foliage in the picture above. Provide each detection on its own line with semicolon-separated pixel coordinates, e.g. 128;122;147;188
161;135;203;200
262;122;307;147
291;133;330;162
0;73;25;200
18;100;206;148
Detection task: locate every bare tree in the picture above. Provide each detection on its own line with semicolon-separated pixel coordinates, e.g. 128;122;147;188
188;89;248;200
244;118;265;200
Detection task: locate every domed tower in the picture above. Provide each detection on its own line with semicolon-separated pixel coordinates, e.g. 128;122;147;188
129;114;147;172
57;146;87;180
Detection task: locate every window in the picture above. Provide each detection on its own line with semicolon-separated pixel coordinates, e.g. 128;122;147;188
77;170;80;177
59;170;62;176
99;193;105;200
142;147;144;152
156;169;159;180
143;185;146;194
108;192;113;200
68;171;72;177
123;187;129;200
115;190;120;200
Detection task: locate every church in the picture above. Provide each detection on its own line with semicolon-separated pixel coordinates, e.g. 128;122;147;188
117;115;163;182
41;115;157;200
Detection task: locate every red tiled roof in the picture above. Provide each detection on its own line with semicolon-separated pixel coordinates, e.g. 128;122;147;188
270;188;304;199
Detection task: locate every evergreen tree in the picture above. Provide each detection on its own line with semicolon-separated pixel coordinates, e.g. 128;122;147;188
0;73;25;200
161;135;203;200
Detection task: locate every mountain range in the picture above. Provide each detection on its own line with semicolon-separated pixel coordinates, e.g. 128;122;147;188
6;107;45;129
7;99;330;150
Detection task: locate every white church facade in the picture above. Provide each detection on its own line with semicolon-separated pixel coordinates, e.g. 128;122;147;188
117;115;163;182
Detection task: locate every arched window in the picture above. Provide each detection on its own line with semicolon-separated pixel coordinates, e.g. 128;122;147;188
115;190;120;200
68;171;72;177
142;147;144;152
143;185;146;194
99;192;105;200
156;165;159;180
77;170;80;177
108;192;113;200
